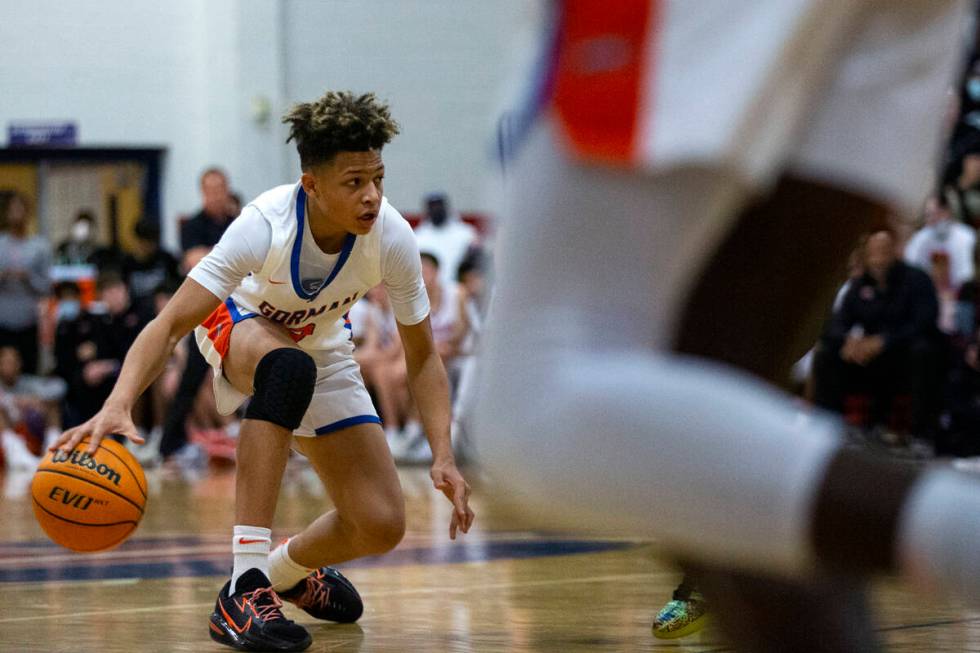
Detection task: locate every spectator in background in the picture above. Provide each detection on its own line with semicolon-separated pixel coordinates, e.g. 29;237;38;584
122;219;181;317
55;211;98;265
905;191;976;288
387;252;460;463
814;230;945;442
180;168;236;271
55;210;123;271
930;251;959;334
957;158;980;230
945;241;980;456
136;280;183;465
0;346;66;452
227;190;243;218
158;167;236;464
453;249;488;363
414;192;479;289
349;285;404;444
944;15;980;196
0;192;51;374
53;281;82;324
421;252;461;367
55;271;145;426
449;249;489;461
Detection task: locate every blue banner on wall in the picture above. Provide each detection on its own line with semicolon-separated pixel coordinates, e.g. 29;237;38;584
8;122;78;146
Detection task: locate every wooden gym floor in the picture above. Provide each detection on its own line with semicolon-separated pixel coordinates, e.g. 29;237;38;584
2;461;980;652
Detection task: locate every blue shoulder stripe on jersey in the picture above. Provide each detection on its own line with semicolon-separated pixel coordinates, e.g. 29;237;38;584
291;187;357;302
314;414;382;435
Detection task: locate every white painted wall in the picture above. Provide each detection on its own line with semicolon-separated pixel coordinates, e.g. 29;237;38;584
282;0;534;216
0;0;539;248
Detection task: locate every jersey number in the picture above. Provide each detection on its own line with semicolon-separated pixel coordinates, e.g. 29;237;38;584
287;323;316;343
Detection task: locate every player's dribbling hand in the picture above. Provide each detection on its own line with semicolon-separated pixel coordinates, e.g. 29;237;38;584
430;457;475;540
49;402;144;455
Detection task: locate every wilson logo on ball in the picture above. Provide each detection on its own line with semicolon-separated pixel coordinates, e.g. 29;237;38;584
48;486;95;511
51;450;122;486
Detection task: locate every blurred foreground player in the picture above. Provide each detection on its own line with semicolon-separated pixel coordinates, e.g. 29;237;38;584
473;1;977;651
54;91;474;652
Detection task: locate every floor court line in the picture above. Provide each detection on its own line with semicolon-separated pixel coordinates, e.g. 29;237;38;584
0;571;669;624
877;616;980;632
0;535;647;568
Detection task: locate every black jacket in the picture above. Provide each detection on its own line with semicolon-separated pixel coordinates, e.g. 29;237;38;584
823;261;939;353
180;209;233;252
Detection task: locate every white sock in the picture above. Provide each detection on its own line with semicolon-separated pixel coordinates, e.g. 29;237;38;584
268;537;315;592
230;525;272;594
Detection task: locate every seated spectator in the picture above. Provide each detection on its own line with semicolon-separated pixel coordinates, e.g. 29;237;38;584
414;192;478;289
349;285;403;443
943;241;980;455
453;249;487;364
421;252;461;366
930;251;959;334
129;280;183;465
382;253;461;463
905;191;976;288
942;326;980;456
54;271;146;426
449;250;489;460
122;219;181;317
52;281;82;324
0;192;51;375
813;230;946;443
0;346;66;451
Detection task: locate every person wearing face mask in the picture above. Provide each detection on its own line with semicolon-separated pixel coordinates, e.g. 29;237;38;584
55;210;123;271
413;193;479;290
56;212;97;265
53;282;82;324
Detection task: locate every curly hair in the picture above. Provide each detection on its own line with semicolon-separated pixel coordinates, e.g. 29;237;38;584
283;91;400;169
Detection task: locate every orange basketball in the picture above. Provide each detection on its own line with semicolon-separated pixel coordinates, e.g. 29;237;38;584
31;437;147;552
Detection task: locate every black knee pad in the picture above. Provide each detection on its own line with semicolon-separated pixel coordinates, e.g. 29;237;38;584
244;348;316;431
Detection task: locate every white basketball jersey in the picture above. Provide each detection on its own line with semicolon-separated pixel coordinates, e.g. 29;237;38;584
229;183;389;351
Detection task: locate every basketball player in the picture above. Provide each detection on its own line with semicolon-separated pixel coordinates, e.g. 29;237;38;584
472;1;979;650
53;91;475;652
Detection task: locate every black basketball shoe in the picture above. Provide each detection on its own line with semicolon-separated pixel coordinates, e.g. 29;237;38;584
278;567;364;623
209;568;312;652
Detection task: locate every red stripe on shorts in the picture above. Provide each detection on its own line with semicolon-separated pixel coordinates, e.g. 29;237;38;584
201;303;234;359
551;0;658;165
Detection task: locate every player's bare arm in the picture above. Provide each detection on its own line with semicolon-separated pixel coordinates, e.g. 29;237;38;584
51;278;222;454
397;316;474;539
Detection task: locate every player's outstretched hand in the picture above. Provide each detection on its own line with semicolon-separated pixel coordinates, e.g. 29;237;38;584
49;402;144;455
430;456;475;540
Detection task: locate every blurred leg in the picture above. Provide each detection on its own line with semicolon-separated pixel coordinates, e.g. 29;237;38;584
158;336;209;458
675;174;887;652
